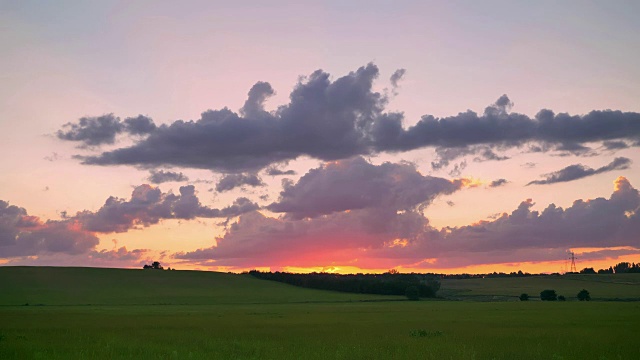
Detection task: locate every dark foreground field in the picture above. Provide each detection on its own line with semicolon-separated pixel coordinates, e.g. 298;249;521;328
1;267;639;359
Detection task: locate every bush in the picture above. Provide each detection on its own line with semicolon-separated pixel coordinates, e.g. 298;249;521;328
519;293;529;301
540;289;557;301
405;286;420;301
577;289;591;301
558;295;566;301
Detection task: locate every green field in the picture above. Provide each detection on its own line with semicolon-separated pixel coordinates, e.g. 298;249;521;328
1;267;639;359
0;267;402;306
440;274;640;301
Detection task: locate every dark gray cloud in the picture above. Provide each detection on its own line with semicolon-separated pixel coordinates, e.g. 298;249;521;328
75;64;384;172
215;173;265;192
147;170;189;184
240;81;275;118
124;115;156;135
267;156;463;220
373;96;640;151
389;68;406;96
602;140;629;150
489;179;508;188
527;157;631;186
390;69;406;88
60;65;640;172
0;200;99;257
75;184;259;233
57;114;124;146
265;167;297;176
57;114;156;146
430;145;509;172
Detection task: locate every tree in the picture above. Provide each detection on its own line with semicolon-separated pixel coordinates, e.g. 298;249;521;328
405;286;420;301
558;295;566;301
577;289;591;301
580;267;596;274
614;262;631;274
519;293;529;301
540;289;557;301
143;261;164;270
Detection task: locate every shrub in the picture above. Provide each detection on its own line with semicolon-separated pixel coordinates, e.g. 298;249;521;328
405;286;420;301
519;293;529;301
540;289;557;301
577;289;591;301
558;295;566;301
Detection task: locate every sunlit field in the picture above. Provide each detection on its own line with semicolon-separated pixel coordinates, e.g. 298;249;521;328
1;267;639;359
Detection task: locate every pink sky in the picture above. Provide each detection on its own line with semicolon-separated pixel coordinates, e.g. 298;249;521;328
1;1;639;274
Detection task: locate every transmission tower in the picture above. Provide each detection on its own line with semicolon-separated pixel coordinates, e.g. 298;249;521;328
569;251;577;273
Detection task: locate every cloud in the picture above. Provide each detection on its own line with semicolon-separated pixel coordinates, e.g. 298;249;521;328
602;140;629;150
240;81;275;118
0;200;99;257
147;170;189;184
61;64;640;173
57;114;156;147
489;179;508;188
74;64;384;172
265;167;297;176
124;115;157;135
390;69;406;88
75;184;259;233
425;177;640;258
215;173;265;192
175;177;640;270
389;68;406;96
57;114;124;146
89;246;149;261
267;156;463;219
44;152;60;162
2;246;152;268
527;157;631;185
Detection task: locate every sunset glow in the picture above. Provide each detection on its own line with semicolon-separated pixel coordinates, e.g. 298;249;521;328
1;1;639;275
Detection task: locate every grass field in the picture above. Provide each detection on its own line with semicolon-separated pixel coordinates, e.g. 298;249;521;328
439;274;640;301
0;267;403;306
1;267;639;359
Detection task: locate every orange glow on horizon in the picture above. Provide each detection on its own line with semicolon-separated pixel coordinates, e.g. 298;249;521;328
172;253;640;275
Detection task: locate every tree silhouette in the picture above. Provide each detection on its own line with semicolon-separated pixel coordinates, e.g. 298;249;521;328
577;289;591;301
540;289;557;301
405;286;420;301
519;293;529;301
143;261;164;270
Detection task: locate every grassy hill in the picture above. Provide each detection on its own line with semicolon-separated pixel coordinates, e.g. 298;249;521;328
439;273;640;301
0;266;403;306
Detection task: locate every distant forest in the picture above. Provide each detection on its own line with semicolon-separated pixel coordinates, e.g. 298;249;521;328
248;270;441;298
247;262;639;296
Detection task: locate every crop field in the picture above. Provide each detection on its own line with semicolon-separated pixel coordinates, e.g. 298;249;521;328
1;267;639;359
439;273;640;301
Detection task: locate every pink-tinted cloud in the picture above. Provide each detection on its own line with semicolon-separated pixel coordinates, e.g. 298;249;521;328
75;184;258;233
0;200;99;257
3;246;152;268
176;177;640;270
267;156;462;219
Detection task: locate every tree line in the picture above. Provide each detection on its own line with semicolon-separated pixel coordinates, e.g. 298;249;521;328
248;270;441;298
578;262;640;274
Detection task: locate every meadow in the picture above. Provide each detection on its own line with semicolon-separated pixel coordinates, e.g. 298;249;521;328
1;267;639;359
439;273;640;301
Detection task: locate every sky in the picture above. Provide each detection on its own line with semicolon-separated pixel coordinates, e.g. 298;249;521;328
1;0;639;274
